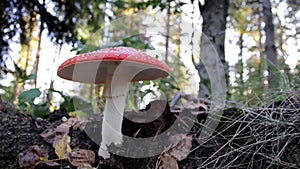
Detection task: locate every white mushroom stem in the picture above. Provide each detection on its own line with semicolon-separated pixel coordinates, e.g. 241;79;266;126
98;65;130;159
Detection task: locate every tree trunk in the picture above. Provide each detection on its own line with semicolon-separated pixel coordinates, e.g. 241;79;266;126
34;0;45;88
262;0;278;88
197;0;229;99
258;4;265;96
238;32;244;96
35;18;44;88
165;1;171;64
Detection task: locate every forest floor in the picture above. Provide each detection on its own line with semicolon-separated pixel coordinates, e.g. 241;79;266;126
0;91;299;169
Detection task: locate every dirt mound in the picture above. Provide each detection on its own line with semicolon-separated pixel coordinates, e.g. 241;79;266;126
0;91;299;168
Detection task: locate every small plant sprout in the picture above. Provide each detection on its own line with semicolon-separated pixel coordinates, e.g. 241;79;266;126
57;47;170;159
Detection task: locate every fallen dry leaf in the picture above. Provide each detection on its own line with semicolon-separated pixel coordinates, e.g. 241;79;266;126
40;128;56;144
18;145;48;168
54;134;72;159
43;161;60;167
40;118;89;162
41;117;86;145
157;155;179;169
167;134;193;161
65;117;78;126
72;117;88;130
40;122;70;145
68;149;95;167
55;122;71;135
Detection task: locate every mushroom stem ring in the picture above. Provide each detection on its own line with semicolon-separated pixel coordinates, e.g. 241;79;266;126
99;67;130;159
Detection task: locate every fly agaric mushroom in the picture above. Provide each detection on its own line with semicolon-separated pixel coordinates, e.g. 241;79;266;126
57;47;170;159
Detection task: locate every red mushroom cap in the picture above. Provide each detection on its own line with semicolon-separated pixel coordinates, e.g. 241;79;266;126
57;47;170;84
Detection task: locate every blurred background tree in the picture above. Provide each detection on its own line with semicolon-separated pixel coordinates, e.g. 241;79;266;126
226;0;299;105
0;0;299;113
0;0;106;106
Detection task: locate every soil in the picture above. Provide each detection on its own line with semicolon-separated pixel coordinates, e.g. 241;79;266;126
0;92;299;169
0;100;177;169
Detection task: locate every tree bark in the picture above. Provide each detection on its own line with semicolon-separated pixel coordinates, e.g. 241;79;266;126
35;17;44;88
238;32;244;95
165;1;171;64
258;4;265;95
197;0;229;99
262;0;278;88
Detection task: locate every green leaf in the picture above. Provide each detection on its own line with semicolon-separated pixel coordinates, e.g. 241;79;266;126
142;81;151;85
18;103;28;110
178;2;187;6
32;103;49;118
18;89;41;105
26;74;36;80
18;73;37;83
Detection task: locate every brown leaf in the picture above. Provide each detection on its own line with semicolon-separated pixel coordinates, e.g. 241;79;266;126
55;122;70;135
65;117;78;127
54;134;72;159
71;117;88;130
40;128;56;144
68;149;95;167
167;134;193;161
18;145;48;169
40;121;71;145
41;118;74;146
43;161;60;167
157;155;179;169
